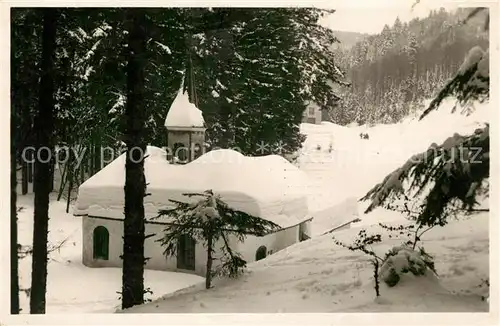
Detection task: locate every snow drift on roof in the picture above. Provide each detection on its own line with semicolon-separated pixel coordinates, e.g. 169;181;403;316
165;84;205;129
74;146;311;228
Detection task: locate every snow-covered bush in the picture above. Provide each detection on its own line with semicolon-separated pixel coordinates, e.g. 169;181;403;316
380;246;437;287
333;217;438;297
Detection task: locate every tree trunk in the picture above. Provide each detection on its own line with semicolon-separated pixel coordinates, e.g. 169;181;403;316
205;232;214;289
27;151;33;183
56;159;68;201
80;158;84;184
29;8;57;314
121;8;147;310
94;138;101;176
89;143;95;176
22;159;28;195
21;95;32;195
49;157;54;193
11;99;20;315
66;149;73;213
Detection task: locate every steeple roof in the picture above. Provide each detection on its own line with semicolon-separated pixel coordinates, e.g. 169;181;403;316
165;77;205;129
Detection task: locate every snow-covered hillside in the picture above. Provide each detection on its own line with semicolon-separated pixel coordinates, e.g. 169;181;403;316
14;98;490;314
124;98;489;313
125;212;489;313
298;98;489;234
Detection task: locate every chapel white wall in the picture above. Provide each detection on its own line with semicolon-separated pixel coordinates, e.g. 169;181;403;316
83;216;232;277
234;222;305;263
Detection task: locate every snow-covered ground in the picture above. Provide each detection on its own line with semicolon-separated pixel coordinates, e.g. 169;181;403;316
124;98;489;313
125;212;489;313
15;98;490;314
300;98;489;234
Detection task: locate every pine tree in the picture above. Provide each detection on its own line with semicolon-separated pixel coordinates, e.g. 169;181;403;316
156;190;281;289
30;8;58;314
191;8;345;156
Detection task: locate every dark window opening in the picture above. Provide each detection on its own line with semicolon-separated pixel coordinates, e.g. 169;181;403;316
177;234;196;270
255;246;267;261
299;223;310;242
173;142;188;163
93;226;109;260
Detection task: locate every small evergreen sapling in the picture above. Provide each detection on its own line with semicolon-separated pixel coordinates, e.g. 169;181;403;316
155;190;280;289
333;208;439;296
376;204;438;287
333;230;383;297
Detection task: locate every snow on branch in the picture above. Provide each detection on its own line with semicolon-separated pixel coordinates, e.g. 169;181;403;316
361;125;489;226
419;46;489;120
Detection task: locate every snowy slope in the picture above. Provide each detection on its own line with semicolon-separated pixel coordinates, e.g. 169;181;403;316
125;212;489;313
124;98;490;314
298;98;489;235
14;98;489;314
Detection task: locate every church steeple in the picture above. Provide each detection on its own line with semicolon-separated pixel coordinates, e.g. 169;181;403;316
165;74;206;164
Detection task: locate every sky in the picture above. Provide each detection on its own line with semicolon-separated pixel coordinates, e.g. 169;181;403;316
318;0;460;34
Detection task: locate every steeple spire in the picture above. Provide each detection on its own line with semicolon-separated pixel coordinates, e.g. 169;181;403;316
164;72;205;129
164;71;206;164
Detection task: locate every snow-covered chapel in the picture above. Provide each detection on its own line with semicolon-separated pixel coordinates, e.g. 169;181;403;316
74;85;312;277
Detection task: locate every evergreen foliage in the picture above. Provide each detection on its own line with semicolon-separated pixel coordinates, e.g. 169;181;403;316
155;190;281;289
192;8;346;155
361;125;489;226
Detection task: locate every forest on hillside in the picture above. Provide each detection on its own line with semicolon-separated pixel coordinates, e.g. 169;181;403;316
326;8;489;125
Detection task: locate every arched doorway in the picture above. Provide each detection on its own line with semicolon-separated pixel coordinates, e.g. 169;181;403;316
255;246;267;261
93;226;109;260
177;234;196;270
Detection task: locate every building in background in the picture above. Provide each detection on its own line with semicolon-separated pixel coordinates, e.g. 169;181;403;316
302;102;322;124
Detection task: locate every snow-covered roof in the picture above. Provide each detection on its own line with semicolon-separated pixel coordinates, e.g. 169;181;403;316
165;85;205;129
74;146;311;228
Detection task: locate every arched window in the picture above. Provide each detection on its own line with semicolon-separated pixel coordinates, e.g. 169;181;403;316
173;142;188;163
255;246;267;261
93;226;109;260
177;234;196;270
